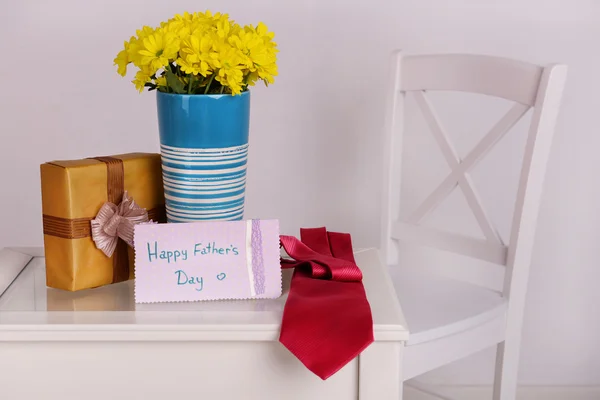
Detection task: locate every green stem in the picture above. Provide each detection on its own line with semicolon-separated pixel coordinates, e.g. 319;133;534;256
204;72;217;94
188;75;194;94
165;65;173;93
220;85;225;94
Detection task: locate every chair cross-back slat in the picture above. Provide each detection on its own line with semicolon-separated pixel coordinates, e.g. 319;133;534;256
410;90;517;245
381;51;566;272
407;101;531;236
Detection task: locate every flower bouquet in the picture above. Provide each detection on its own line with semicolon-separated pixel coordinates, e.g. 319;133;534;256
114;10;278;95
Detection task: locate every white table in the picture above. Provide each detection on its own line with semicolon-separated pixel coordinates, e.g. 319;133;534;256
0;247;408;400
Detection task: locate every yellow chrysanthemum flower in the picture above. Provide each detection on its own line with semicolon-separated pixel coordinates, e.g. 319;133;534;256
113;39;132;77
161;19;184;35
138;30;180;71
178;34;212;76
231;24;278;86
132;66;154;93
211;44;245;95
155;75;167;88
170;11;195;23
216;17;232;39
136;26;155;38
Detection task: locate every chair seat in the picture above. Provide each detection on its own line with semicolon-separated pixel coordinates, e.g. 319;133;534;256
389;267;507;346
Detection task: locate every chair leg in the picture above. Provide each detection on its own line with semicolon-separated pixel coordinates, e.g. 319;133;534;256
492;340;520;400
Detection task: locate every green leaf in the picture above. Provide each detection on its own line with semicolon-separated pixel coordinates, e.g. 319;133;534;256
166;70;186;94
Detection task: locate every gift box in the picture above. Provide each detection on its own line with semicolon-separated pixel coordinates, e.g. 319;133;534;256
41;153;166;291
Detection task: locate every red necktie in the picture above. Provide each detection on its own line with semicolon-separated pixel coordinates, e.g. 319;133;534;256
279;227;374;380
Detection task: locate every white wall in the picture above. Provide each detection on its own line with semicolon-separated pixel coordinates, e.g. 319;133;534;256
1;0;598;387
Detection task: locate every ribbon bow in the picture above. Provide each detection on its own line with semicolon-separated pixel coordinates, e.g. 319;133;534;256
91;191;149;257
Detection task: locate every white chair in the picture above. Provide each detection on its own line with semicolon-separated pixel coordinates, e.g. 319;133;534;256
380;52;567;399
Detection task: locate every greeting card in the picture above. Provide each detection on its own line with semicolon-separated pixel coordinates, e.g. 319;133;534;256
133;219;281;303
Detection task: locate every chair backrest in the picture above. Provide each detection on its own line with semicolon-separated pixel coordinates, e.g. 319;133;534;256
380;52;567;301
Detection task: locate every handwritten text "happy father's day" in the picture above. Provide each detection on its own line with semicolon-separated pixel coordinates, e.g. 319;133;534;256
146;241;240;264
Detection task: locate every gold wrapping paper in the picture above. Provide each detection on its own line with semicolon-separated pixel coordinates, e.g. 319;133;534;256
41;153;165;291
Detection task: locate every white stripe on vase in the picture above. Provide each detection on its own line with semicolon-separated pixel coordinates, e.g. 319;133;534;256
162;175;246;187
167;202;245;211
161;153;248;162
161;147;247;156
165;192;245;204
163;184;246;196
166;213;243;222
166;207;244;219
161;157;248;167
161;164;247;175
160;143;248;153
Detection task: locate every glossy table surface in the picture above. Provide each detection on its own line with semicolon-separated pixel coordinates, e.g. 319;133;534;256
0;247;408;342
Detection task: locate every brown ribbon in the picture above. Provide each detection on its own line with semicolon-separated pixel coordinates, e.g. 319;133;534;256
43;208;165;240
90;157;126;283
42;157;166;284
92;157;125;205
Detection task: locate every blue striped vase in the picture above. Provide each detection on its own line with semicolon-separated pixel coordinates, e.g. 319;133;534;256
156;91;251;223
